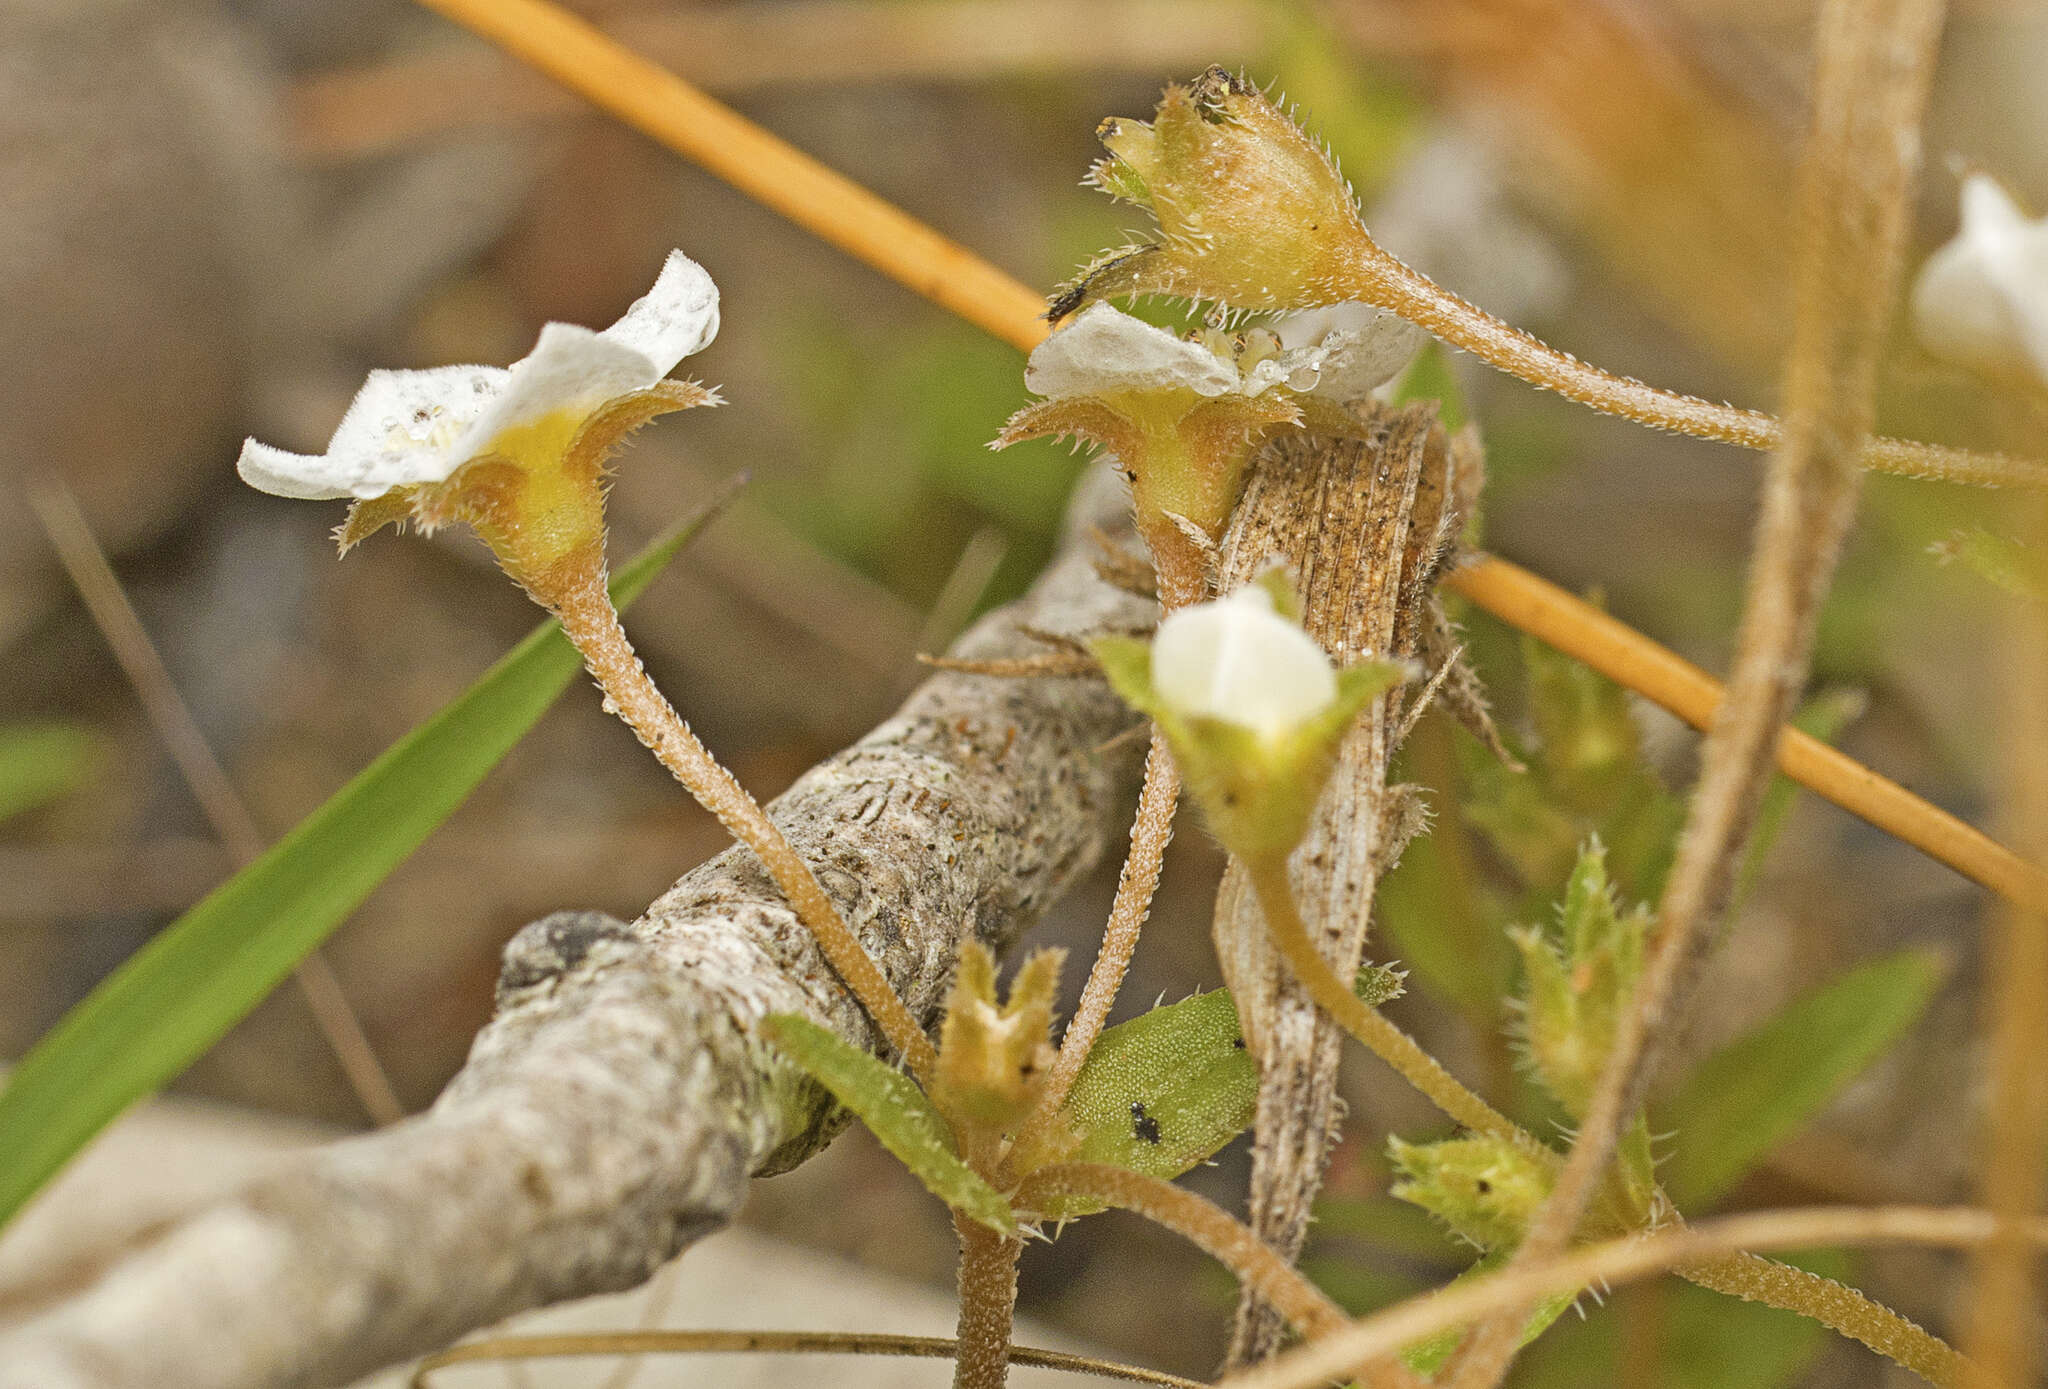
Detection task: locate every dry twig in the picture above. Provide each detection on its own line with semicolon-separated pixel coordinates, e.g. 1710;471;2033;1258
0;469;1155;1389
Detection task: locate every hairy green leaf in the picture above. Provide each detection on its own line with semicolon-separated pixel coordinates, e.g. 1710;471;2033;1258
762;1013;1015;1235
0;496;728;1229
1047;989;1258;1217
0;721;100;823
1658;949;1946;1209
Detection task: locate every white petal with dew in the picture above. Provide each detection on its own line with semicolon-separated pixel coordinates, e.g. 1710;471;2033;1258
1025;302;1242;400
1152;585;1337;739
599;250;721;375
240;365;507;500
450;323;663;458
236;250;721;503
1911;174;2048;385
1261;304;1427;403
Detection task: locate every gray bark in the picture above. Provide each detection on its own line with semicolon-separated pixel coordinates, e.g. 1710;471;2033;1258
0;465;1151;1389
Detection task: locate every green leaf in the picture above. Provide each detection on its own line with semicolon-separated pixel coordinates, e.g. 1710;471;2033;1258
1657;949;1946;1209
0;721;101;823
0;496;729;1229
1048;989;1258;1216
762;1013;1015;1235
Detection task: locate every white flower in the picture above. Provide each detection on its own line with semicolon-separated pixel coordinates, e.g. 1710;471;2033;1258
1023;301;1421;406
1150;584;1338;739
1911;174;2048;386
238;251;720;501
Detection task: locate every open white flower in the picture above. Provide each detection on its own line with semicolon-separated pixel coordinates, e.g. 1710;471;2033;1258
238;250;720;501
1023;301;1420;407
1151;584;1338;740
1911;174;2048;387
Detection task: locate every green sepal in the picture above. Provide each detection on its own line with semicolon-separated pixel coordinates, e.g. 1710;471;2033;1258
762;1014;1017;1235
1387;1133;1559;1252
1034;989;1258;1219
1510;839;1649;1120
1093;632;1407;864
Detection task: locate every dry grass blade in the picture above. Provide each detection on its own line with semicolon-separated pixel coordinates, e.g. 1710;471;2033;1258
1961;492;2048;1387
1217;1205;2048;1389
410;1328;1211;1387
1439;3;1947;1384
25;479;407;1128
294;0;1264;162
412;0;1046;352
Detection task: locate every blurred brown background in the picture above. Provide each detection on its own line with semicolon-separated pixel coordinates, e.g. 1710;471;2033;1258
3;0;2045;1381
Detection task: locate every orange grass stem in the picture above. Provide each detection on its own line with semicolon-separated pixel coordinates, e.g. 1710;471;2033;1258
1447;554;2048;919
409;0;2048;923
412;0;1046;353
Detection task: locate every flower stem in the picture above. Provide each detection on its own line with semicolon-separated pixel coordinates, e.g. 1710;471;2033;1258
544;548;937;1080
1010;558;1203;1163
1022;733;1178;1131
1016;1163;1421;1389
1244;858;1512;1141
1678;1251;1963;1387
952;1210;1023;1389
1342;244;2040;489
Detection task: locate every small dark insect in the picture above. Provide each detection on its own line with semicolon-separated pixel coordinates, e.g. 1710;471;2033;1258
1130;1101;1163;1145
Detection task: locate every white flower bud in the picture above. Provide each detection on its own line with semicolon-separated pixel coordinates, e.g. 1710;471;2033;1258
1911;174;2048;387
1150;585;1337;738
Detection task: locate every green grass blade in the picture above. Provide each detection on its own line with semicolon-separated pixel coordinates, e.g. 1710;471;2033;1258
0;492;731;1229
1657;948;1946;1210
0;721;101;823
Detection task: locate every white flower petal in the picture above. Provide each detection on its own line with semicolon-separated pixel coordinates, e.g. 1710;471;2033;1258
1911;174;2048;385
239;365;508;500
237;251;722;503
237;439;353;501
449;323;663;460
1152;585;1338;738
1025;302;1242;399
599;250;721;376
1259;303;1427;403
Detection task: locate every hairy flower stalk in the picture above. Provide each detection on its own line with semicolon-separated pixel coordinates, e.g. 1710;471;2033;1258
999;302;1422;1154
1063;66;2048;491
238;252;935;1077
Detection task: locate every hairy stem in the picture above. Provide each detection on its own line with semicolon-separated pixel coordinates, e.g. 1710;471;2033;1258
1216;1205;2033;1389
1022;735;1178;1136
1340;242;2040;490
1014;557;1204;1157
544;548;937;1080
1244;859;1512;1141
1442;3;1946;1384
1016;1166;1335;1340
1679;1251;1963;1387
952;1211;1023;1389
1014;1164;1421;1389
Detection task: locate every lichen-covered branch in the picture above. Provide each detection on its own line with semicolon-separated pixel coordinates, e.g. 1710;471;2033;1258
0;466;1153;1389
